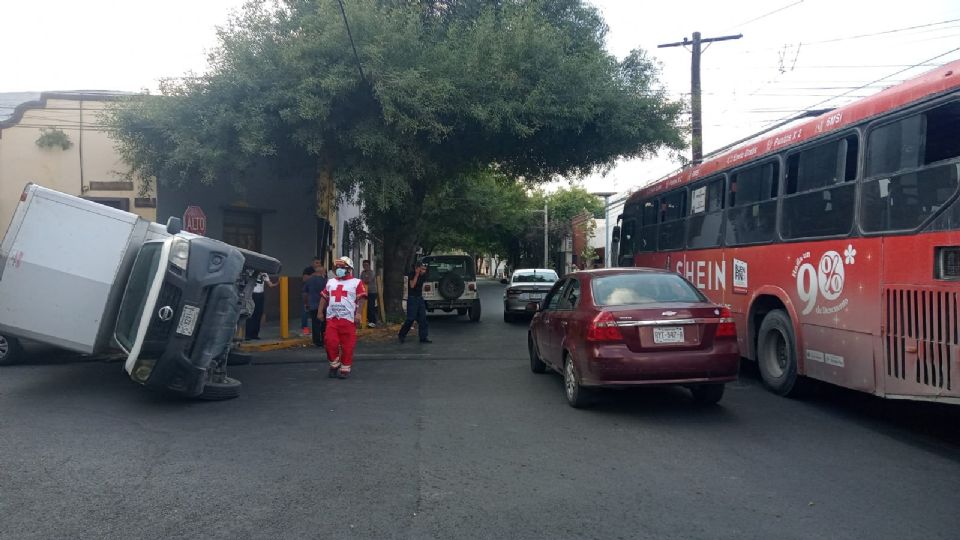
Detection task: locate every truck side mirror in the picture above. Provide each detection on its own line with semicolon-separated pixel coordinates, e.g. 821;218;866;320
166;217;183;235
611;225;621;243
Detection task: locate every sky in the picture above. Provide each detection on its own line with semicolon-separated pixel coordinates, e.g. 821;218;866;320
3;0;959;197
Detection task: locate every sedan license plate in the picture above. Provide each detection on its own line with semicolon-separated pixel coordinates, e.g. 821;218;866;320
176;305;201;336
530;293;544;300
653;326;684;344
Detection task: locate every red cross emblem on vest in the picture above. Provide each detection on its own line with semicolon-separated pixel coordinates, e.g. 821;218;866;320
331;284;348;302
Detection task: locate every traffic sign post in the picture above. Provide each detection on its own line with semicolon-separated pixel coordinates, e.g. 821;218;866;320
183;206;207;236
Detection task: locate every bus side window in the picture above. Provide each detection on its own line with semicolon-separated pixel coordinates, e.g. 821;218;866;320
781;134;858;239
725;161;779;246
861;101;960;232
687;176;725;249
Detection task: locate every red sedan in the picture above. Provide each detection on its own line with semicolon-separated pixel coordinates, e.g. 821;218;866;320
527;268;740;408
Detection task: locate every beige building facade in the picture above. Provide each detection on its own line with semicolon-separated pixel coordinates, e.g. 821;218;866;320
0;91;155;237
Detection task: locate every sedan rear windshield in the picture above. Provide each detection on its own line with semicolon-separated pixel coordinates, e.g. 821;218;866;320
592;273;706;306
513;271;558;283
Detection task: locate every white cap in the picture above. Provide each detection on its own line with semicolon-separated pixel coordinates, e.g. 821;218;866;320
336;256;354;268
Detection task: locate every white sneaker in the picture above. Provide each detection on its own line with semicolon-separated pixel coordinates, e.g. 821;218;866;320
367;323;377;328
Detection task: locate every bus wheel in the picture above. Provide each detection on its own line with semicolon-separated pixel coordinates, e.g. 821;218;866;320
757;310;802;397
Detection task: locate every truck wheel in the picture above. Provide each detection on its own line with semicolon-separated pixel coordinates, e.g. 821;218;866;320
198;376;242;401
469;300;481;322
227;350;253;366
757;310;802;397
236;247;282;274
0;335;24;366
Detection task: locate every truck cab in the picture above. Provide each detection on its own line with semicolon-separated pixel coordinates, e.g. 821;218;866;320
0;184;279;399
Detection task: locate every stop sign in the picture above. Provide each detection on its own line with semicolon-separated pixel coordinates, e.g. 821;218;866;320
183;206;207;235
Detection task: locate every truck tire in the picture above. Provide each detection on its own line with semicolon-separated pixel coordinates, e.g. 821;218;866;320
198;376;242;401
227;350;253;366
438;274;465;300
757;310;802;397
0;335;24;366
236;247;282;275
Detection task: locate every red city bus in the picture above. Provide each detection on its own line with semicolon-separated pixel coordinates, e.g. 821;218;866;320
612;60;960;404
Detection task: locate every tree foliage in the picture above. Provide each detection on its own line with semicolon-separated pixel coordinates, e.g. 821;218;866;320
105;0;684;313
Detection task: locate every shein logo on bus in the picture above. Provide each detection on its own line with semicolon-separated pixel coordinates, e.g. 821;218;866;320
792;245;856;316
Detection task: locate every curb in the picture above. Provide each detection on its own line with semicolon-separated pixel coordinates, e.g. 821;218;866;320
238;337;312;353
237;326;401;353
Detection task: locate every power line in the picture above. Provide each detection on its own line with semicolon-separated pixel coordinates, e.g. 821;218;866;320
336;0;367;84
760;46;960;129
804;17;960;45
722;0;804;32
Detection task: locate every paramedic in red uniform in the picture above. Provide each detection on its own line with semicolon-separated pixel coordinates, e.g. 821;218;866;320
318;256;367;379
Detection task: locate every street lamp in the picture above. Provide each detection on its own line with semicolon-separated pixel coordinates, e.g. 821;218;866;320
591;191;616;268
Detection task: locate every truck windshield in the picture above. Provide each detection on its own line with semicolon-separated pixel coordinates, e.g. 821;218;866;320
115;243;163;351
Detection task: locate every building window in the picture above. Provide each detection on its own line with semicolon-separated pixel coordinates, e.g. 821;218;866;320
223;209;262;252
85;197;130;211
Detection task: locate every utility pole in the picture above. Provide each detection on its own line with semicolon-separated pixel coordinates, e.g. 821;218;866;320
659;31;742;164
543;201;549;269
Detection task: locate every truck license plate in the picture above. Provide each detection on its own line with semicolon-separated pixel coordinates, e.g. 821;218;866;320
653;327;684;344
176;305;200;336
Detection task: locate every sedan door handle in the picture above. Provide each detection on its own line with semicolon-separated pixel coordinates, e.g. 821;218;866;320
560;321;568;326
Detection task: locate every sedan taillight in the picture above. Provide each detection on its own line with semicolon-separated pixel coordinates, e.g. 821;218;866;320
586;311;623;342
715;307;737;338
506;288;521;296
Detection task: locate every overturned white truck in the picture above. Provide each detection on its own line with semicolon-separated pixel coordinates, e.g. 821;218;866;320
0;184;280;400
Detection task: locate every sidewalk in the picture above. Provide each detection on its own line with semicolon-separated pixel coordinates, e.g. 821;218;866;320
237;319;399;353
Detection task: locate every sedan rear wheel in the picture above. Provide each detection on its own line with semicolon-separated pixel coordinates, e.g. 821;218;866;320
563;355;591;408
0;335;24;366
690;383;725;405
528;334;546;373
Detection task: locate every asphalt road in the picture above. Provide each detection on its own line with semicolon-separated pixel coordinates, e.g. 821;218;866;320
1;280;958;539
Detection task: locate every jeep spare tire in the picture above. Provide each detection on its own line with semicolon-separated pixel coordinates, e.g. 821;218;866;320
438;273;466;300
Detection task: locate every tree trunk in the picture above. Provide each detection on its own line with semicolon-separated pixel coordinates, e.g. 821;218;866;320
381;186;429;319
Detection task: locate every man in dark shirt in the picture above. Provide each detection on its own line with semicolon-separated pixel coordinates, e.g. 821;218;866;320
398;261;430;343
304;265;328;346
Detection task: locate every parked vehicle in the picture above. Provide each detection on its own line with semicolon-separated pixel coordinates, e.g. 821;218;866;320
0;184;280;400
417;254;481;321
527;268;739;408
503;268;558;322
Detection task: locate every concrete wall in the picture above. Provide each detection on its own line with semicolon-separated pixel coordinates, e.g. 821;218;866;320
0;94;155;237
158;176;327;322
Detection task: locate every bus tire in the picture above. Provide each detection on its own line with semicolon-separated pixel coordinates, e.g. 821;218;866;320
757;310;802;397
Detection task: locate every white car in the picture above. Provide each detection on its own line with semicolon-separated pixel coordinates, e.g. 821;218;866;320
502;268;558;322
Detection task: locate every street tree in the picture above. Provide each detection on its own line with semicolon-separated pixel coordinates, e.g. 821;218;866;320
106;0;684;315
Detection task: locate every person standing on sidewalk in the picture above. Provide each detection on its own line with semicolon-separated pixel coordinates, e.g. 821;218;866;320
318;256;366;379
359;259;379;327
305;265;328;346
398;261;431;344
245;272;276;340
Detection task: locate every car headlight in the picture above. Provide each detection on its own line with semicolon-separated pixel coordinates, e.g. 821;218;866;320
170;236;190;271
